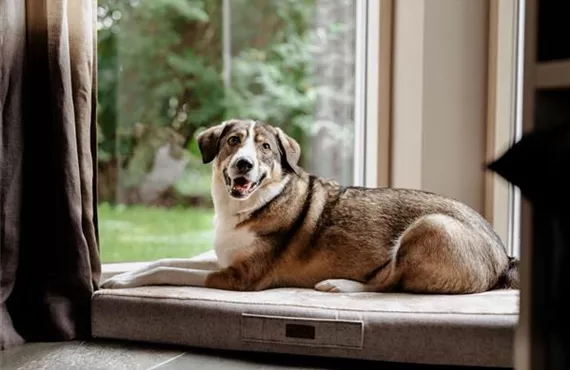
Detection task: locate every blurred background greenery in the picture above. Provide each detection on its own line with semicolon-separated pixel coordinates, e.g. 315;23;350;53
97;0;357;263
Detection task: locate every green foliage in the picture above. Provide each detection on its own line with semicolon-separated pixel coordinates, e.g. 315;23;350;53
97;1;121;163
143;0;209;22
166;50;226;125
116;0;224;134
97;0;319;202
224;0;317;134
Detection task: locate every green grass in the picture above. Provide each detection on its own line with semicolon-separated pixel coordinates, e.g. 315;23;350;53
98;203;215;263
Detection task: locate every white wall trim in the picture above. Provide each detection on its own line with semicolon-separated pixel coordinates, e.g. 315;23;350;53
363;0;379;187
353;0;368;187
356;0;393;189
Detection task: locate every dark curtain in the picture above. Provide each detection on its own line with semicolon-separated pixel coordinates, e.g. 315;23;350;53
488;121;570;370
0;0;100;349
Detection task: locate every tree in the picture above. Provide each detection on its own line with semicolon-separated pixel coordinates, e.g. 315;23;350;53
96;0;341;205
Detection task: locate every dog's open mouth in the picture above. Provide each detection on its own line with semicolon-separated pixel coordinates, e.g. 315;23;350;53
229;174;266;199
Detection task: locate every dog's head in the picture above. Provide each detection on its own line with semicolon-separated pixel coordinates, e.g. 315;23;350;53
197;119;301;200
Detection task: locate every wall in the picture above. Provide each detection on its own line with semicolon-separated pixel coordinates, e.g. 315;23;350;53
391;0;489;215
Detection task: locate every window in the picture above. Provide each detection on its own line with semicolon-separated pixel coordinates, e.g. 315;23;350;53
96;0;368;265
488;0;526;258
97;0;522;273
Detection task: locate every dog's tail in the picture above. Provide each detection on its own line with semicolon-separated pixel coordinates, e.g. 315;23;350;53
494;256;520;289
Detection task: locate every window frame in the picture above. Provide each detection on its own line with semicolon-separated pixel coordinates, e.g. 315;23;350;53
100;0;385;280
354;0;393;188
515;0;536;368
486;0;525;259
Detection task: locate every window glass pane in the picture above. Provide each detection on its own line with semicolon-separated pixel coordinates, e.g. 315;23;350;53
97;0;359;263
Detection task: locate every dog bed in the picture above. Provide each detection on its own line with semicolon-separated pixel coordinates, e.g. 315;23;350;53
91;251;519;368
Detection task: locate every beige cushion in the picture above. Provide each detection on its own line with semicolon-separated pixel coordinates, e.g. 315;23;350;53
92;252;518;368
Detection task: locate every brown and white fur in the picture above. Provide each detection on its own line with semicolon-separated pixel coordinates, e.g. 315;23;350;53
101;119;519;294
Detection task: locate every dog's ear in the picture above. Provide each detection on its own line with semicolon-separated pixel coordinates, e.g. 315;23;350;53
275;127;301;173
196;123;227;164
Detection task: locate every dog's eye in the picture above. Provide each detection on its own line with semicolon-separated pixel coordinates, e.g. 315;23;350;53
228;136;240;146
262;143;271;151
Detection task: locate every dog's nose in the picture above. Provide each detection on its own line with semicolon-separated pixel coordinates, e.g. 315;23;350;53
235;157;253;173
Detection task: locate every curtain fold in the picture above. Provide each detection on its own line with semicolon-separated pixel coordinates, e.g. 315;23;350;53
0;0;100;349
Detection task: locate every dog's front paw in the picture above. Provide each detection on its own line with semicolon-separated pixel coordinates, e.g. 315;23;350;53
100;273;141;289
314;279;368;293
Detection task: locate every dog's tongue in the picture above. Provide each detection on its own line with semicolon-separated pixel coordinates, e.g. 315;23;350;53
232;178;252;193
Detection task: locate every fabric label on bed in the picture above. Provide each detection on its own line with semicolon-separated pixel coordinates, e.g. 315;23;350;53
240;313;363;349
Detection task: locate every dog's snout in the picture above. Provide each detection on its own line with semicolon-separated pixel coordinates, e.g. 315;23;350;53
235;157;253;173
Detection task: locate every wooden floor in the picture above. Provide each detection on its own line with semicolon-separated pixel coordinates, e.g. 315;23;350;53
0;340;506;370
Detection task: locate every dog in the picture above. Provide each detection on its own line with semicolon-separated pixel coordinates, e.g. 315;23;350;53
101;119;519;294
